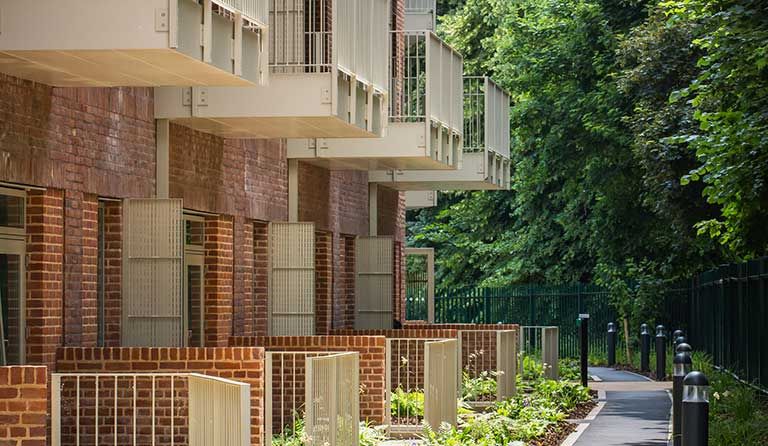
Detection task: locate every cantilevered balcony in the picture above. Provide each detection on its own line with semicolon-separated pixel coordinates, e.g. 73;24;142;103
0;0;268;87
405;0;437;31
369;76;511;190
154;0;390;139
286;30;464;170
406;190;438;209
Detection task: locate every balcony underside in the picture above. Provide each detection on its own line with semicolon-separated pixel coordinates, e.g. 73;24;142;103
286;122;459;171
369;151;508;191
0;50;255;87
0;0;264;87
155;72;383;138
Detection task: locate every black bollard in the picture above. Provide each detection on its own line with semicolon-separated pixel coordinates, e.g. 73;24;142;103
677;342;692;357
640;324;651;372
655;325;667;380
675;336;687;350
673;329;684;347
673;352;693;446
682;371;709;446
607;322;617;367
579;314;589;387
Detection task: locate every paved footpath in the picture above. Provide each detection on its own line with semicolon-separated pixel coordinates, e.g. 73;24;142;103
568;367;672;446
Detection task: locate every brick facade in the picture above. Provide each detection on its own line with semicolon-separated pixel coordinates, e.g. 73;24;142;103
230;336;387;424
204;216;234;347
101;201;122;347
56;347;265;446
25;189;64;370
0;366;47;446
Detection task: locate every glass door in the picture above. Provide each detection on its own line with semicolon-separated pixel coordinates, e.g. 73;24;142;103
184;214;205;347
0;239;25;366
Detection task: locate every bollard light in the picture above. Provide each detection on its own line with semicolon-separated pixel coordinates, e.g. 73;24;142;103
675;336;687;348
672;353;693;446
640;324;651;372
682;371;709;446
673;329;684;345
655;325;667;381
607;322;617;367
676;342;692;356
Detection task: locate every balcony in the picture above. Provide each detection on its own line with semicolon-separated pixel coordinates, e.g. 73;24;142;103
0;0;268;87
369;76;511;190
405;0;437;31
405;190;438;209
286;30;464;170
154;0;390;139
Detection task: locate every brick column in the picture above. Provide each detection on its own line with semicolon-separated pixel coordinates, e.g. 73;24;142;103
233;218;254;337
204;215;234;347
63;192;99;346
315;231;332;335
333;235;356;329
103;201;122;347
26;189;64;369
252;221;269;336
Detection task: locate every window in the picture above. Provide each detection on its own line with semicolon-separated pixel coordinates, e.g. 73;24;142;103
184;214;205;347
0;187;26;365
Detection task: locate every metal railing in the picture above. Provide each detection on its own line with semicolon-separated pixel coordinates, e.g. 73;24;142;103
216;0;269;25
265;351;360;446
464;77;510;157
269;0;388;91
51;373;250;446
306;353;360;446
386;338;458;432
405;0;436;12
424;339;458;430
390;30;463;135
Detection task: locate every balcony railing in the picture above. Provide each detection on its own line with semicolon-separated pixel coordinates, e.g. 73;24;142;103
51;372;250;446
154;0;389;139
368;75;511;190
0;0;269;87
287;30;464;170
404;0;436;31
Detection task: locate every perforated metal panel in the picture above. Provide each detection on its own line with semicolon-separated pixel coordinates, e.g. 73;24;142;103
496;330;518;400
424;339;458;430
355;236;393;329
122;199;184;347
268;222;315;335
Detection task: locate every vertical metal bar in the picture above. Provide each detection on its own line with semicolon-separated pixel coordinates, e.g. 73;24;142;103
95;376;99;446
76;376;80;446
133;376;137;446
114;378;117;446
171;377;175;446
152;376;156;446
52;375;61;446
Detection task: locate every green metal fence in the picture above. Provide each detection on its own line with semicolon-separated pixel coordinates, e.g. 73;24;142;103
673;257;768;389
433;284;617;358
427;256;767;388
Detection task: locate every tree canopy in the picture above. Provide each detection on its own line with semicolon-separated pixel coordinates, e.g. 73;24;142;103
409;0;768;290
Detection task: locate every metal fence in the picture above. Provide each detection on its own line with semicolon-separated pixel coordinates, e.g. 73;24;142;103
305;353;360;446
435;284;616;358
463;77;510;157
217;0;269;24
265;351;360;446
386;338;458;434
51;373;250;446
671;257;768;389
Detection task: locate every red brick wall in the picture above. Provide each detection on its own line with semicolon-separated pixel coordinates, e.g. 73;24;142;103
0;366;47;446
169;125;287;222
26;189;64;370
102;201;122;347
64;192;98;347
252;221;269;337
204;216;234;347
56;347;265;446
332;235;356;329
315;231;332;335
230;336;387;425
233;218;254;337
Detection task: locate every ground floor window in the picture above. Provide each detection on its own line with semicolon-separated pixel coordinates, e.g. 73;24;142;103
184;214;205;346
0;187;26;365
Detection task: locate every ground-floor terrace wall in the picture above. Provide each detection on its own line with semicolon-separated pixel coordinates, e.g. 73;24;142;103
0;73;407;372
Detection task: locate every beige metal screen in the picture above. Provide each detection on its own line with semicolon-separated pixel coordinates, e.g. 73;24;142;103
268;222;315;335
496;330;518;400
306;353;360;446
122;199;184;347
355;236;393;329
542;326;560;380
424;339;458;430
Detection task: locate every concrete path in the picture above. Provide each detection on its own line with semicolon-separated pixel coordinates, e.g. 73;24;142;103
567;367;672;446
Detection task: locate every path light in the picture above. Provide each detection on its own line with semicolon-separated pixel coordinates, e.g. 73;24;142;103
640;324;651;372
682;371;709;446
672;352;693;446
672;329;684;346
676;342;692;357
675;336;687;349
655;325;666;381
607;322;617;367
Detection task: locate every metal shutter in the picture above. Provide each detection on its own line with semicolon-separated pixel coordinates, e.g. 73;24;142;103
268;222;315;335
121;199;184;346
355;236;393;329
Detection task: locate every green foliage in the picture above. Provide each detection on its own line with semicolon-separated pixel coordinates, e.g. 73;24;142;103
423;379;591;445
691;353;768;445
461;370;498;400
390;386;425;419
410;0;767;302
271;418;389;446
